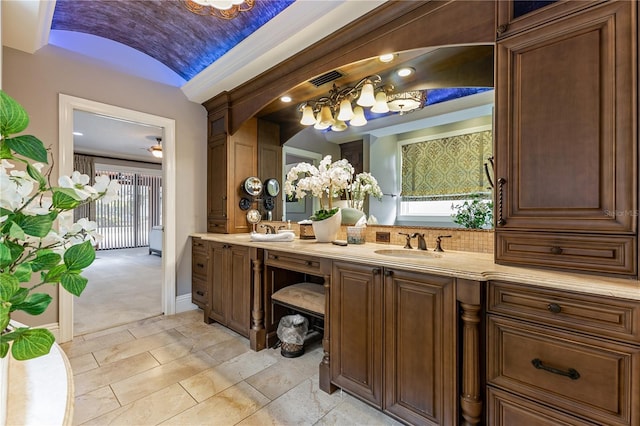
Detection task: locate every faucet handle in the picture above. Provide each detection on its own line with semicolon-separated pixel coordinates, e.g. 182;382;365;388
399;232;414;249
434;235;452;252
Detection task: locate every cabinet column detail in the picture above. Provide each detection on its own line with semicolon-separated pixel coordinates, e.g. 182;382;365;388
457;279;483;426
319;273;336;393
249;256;265;351
460;302;482;426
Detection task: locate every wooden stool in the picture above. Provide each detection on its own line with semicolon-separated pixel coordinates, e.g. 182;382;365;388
272;282;325;342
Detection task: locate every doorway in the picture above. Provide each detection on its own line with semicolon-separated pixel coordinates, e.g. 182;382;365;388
58;94;176;342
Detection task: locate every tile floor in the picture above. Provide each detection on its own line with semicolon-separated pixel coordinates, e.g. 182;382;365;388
61;309;403;425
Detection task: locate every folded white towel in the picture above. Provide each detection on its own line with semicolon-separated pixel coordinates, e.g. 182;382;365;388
250;232;295;242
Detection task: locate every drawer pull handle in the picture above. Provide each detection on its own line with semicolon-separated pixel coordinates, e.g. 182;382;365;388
196;291;204;296
306;261;313;266
550;246;563;255
196;263;204;268
547;303;562;314
531;358;580;380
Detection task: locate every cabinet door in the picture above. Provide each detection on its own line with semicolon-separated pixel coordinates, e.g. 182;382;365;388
207;133;228;233
226;245;251;337
496;0;601;39
384;269;456;426
495;1;636;233
208;243;227;325
331;261;383;408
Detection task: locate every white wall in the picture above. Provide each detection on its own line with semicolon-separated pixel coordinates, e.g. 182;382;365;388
3;45;207;325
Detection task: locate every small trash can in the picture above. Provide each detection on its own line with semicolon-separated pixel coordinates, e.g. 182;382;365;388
277;314;309;358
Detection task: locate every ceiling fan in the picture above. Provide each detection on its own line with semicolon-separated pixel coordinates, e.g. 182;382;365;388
148;137;163;158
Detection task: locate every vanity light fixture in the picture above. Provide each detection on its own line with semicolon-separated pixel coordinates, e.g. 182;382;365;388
298;74;425;130
183;0;255;19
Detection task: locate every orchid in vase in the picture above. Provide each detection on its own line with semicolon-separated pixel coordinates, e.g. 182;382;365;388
284;155;354;221
0;90;120;360
346;172;383;211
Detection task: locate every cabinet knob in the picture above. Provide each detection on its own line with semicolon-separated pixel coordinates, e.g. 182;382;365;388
496;23;509;35
384;270;393;277
547;303;562;314
372;268;381;275
196;263;204;268
306;261;313;266
196;290;205;296
550;246;563;255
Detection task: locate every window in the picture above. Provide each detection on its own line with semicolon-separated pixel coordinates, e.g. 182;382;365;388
399;127;493;222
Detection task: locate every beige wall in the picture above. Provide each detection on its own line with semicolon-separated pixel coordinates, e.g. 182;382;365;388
3;45;207;325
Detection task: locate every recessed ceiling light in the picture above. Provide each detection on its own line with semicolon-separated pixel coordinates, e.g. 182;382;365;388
378;53;395;63
280;96;292;103
73;131;83;136
397;67;415;77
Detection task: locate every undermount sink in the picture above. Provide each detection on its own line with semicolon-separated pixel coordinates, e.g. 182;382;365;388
374;249;442;259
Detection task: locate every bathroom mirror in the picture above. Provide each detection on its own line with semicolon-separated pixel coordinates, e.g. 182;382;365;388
258;45;495;228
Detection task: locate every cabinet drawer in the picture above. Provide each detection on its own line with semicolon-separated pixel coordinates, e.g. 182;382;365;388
265;250;329;275
192;252;209;279
487;387;594;426
192;277;208;307
192;237;208;254
488;316;640;426
488;281;640;343
495;231;636;275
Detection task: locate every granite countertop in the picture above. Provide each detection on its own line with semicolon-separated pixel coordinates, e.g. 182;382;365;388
192;233;640;301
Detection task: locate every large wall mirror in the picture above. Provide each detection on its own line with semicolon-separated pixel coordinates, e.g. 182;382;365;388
257;44;495;228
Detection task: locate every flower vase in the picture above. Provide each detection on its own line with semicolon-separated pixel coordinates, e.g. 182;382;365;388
312;208;342;242
340;207;365;226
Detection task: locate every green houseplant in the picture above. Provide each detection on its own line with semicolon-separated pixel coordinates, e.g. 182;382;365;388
451;194;493;229
0;90;120;360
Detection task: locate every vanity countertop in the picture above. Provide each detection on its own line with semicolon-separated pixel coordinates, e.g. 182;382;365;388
192;233;640;301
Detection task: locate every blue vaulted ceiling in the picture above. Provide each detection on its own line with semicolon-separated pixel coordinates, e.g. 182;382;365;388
50;0;295;82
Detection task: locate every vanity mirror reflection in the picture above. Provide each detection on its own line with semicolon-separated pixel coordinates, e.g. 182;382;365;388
256;45;495;228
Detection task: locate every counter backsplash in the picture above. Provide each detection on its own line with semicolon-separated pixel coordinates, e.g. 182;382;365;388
257;221;494;254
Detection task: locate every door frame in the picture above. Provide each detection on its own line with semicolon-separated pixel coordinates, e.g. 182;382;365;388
58;94;177;341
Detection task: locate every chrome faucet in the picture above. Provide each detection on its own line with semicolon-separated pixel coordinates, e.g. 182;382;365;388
261;224;276;234
412;233;427;250
399;232;414;249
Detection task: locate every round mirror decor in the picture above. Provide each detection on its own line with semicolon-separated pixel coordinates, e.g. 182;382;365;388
239;197;251;211
246;209;261;224
264;197;275;211
265;178;280;197
243;177;263;196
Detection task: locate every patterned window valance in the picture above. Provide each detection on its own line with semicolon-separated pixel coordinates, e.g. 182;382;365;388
401;130;493;200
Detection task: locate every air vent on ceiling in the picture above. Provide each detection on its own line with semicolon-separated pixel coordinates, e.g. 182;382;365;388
308;70;344;87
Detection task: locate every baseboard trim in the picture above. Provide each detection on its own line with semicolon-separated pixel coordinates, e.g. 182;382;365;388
176;294;200;313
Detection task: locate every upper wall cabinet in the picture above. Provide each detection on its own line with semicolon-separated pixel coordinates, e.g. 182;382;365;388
496;0;605;39
494;1;637;275
207;114;258;234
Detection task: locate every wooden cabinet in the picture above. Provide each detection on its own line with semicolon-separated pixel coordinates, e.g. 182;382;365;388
494;0;637;275
191;237;209;309
206;114;258;234
331;261;456;424
487;281;640;425
206;241;252;337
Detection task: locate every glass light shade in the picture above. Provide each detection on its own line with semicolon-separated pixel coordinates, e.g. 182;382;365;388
314;113;330;130
371;91;390;113
151;148;163;158
331;120;348;132
318;105;335;126
336;99;354;121
356;82;376;107
387;91;423;113
300;105;316;125
350;106;367;126
194;0;234;9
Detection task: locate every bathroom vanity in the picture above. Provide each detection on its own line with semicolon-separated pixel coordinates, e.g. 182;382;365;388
191;233;640;425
